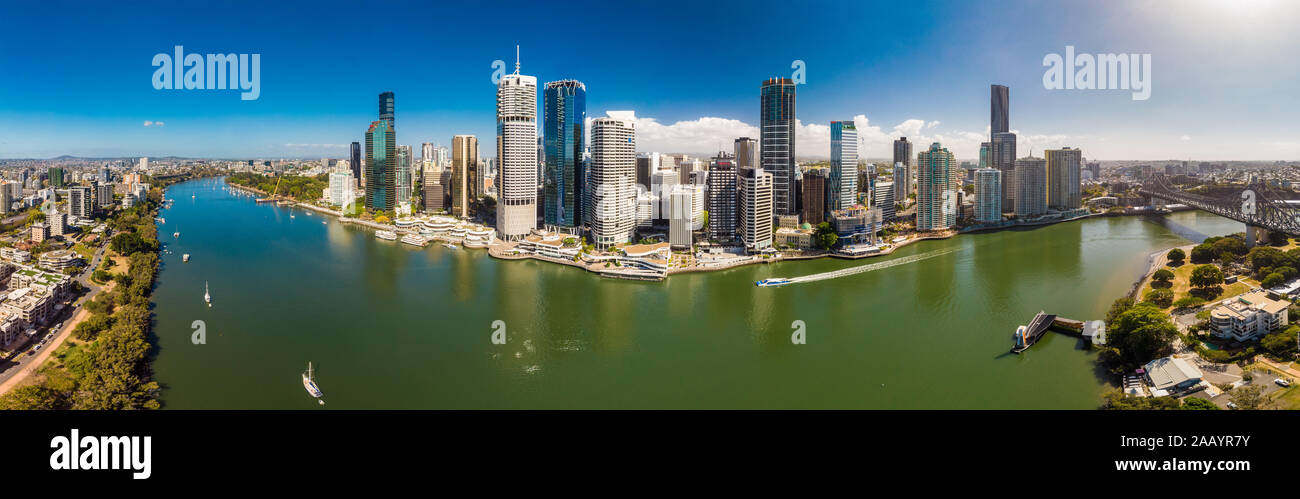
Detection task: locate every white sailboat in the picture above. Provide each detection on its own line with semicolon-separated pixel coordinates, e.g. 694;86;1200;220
204;281;211;307
173;224;180;238
302;362;324;404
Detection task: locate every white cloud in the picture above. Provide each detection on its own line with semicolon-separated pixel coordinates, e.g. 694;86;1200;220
143;120;164;127
1181;135;1191;141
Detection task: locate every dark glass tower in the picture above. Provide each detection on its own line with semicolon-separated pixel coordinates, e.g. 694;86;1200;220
760;77;796;215
365;120;396;212
990;84;1009;135
542;80;586;228
379;91;395;125
350;141;361;182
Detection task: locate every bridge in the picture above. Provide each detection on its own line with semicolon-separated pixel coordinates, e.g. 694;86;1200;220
1138;174;1300;246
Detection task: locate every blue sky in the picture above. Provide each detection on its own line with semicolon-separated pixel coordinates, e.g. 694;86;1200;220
1;0;1297;160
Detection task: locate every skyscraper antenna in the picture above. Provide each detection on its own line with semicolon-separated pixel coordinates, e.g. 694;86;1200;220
514;45;520;75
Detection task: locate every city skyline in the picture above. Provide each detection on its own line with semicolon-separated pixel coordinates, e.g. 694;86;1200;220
3;0;1300;161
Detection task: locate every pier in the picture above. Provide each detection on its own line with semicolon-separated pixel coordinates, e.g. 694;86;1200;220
1011;312;1105;353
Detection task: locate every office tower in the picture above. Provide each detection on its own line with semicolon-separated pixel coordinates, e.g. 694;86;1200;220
892;162;909;204
379;91;395;124
67;186;92;219
590;117;636;248
397;145;412;206
669;184;700;249
543;80;586;229
1087;161;1101;179
421;142;434;168
349;142;362;185
1014;156;1047;218
916;142;957;231
802;168;826;224
651;169;679;224
635;152;658;190
1045;147;1082;210
760;77;796;215
734;137;758;170
421;166;444;213
48;168;65;188
496;57;538;240
873;181;896;220
95;183;114;209
991;132;1017;212
707;153;738;242
893;137;913;168
975;168;1002;223
451;135;478;218
635;191;657;229
364;120;397;212
828;121;858;212
739;167;774;252
991;84;1009;134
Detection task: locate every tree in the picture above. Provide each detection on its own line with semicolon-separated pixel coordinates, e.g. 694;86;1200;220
1228;385;1267;410
110;232;156;255
1105;297;1136;324
814;222;838;250
1143;288;1174;308
1189;264;1224;289
1152;269;1174;283
1190;243;1216;263
1109;303;1178;366
1247;246;1291;275
1101;389;1180;410
1212;237;1247;260
1180;397;1220;410
1261;325;1299;355
1263;272;1287;289
1166;248;1185;264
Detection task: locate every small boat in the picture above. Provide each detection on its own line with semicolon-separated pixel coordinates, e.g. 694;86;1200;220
182;254;191;262
302;362;324;404
442;243;458;250
204;281;211;307
321;221;327;225
400;234;429;247
755;278;791;287
375;230;398;241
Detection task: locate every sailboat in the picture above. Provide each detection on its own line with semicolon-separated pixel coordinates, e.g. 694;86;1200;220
173;224;180;238
204;281;211;307
302;362;324;404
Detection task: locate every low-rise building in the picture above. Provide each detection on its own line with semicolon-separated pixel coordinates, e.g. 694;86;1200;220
0;247;31;263
774;226;814;250
38;250;81;271
1208;290;1289;342
1143;356;1204;395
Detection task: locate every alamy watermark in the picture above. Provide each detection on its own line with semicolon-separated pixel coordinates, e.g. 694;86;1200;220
152;45;260;100
1042;45;1150;101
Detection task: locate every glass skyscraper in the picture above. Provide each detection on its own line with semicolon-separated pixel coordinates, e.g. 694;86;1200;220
542;80;586;229
828;121;858;212
379;91;395;124
760;77;796;216
365;119;396;212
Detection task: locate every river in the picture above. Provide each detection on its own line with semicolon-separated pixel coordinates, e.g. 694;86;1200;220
150;177;1244;409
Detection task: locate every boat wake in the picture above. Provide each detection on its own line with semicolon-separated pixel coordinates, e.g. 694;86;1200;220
763;247;962;286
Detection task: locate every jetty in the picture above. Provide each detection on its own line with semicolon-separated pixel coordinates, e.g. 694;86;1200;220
1011;312;1106;353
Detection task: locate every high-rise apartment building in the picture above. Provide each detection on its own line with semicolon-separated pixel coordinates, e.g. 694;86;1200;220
669;184;700;250
707;153;737;242
364;119;397;212
589;117;636;249
397;145;412;206
916;142;956;231
828;121;858;212
974;168;1002;223
873;180;896;221
739;167;774;252
350;142;362;186
451;135;478;218
542;80;586;229
760;78;796;215
67;186;92;219
495;59;538;240
1014;156;1048;218
893;162;909;204
1045;147;1082;210
992;132;1017;212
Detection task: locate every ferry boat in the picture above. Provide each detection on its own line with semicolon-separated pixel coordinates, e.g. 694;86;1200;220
302;362;324;405
400;234;429;247
182;254;191;262
755;278;792;287
204;281;211;307
375;230;398;241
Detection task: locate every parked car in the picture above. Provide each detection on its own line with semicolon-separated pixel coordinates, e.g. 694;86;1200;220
1227;401;1238;409
1276;378;1291;387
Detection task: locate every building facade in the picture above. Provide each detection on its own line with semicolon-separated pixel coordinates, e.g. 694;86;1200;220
802;168;826;225
739;167;773;252
364;119;396;212
707;153;737;242
589;117;636;249
496;67;538;240
451;135;478;218
974;168;1002;223
542;80;586;229
828;121;858;213
760;78;796;216
1045;147;1082;210
1014;157;1047;218
916;142;956;231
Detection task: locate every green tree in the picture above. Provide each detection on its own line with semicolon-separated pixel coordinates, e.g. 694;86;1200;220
1105;297;1136;324
1190;243;1216;263
1152;269;1174;283
1263;272;1287;289
1261;325;1299;355
1143;288;1174;308
1189;264;1224;289
1180;397;1220;410
1166;248;1185;264
814;222;838;250
1227;385;1267;410
1109;303;1178;367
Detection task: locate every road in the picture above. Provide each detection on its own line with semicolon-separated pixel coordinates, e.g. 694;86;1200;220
0;231;111;395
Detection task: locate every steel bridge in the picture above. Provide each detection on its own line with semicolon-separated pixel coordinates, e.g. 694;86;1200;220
1138;174;1300;242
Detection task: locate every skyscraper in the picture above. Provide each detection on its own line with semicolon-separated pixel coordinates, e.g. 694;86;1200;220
992;132;1017;212
421;143;435;168
350;142;362;185
379;91;395;125
760;78;796;215
991;84;1009;135
364;119;396;212
739;167;774;252
974;168;1002;223
893;137;913;168
802;168;827;225
1045;147;1082;210
707;153;738;242
48;168;64;188
893;162;909;204
542;80;586;229
828;121;858;212
873;180;895;221
1014;157;1047;218
451;135;478;218
495;55;538;240
589;117;636;249
67;186;92;219
397;145;412;206
916;142;956;231
734;137;758;170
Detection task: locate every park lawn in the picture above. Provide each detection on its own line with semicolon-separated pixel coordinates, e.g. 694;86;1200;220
71;243;94;260
103;249;128;274
1143;261;1249;312
1270;384;1300;409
